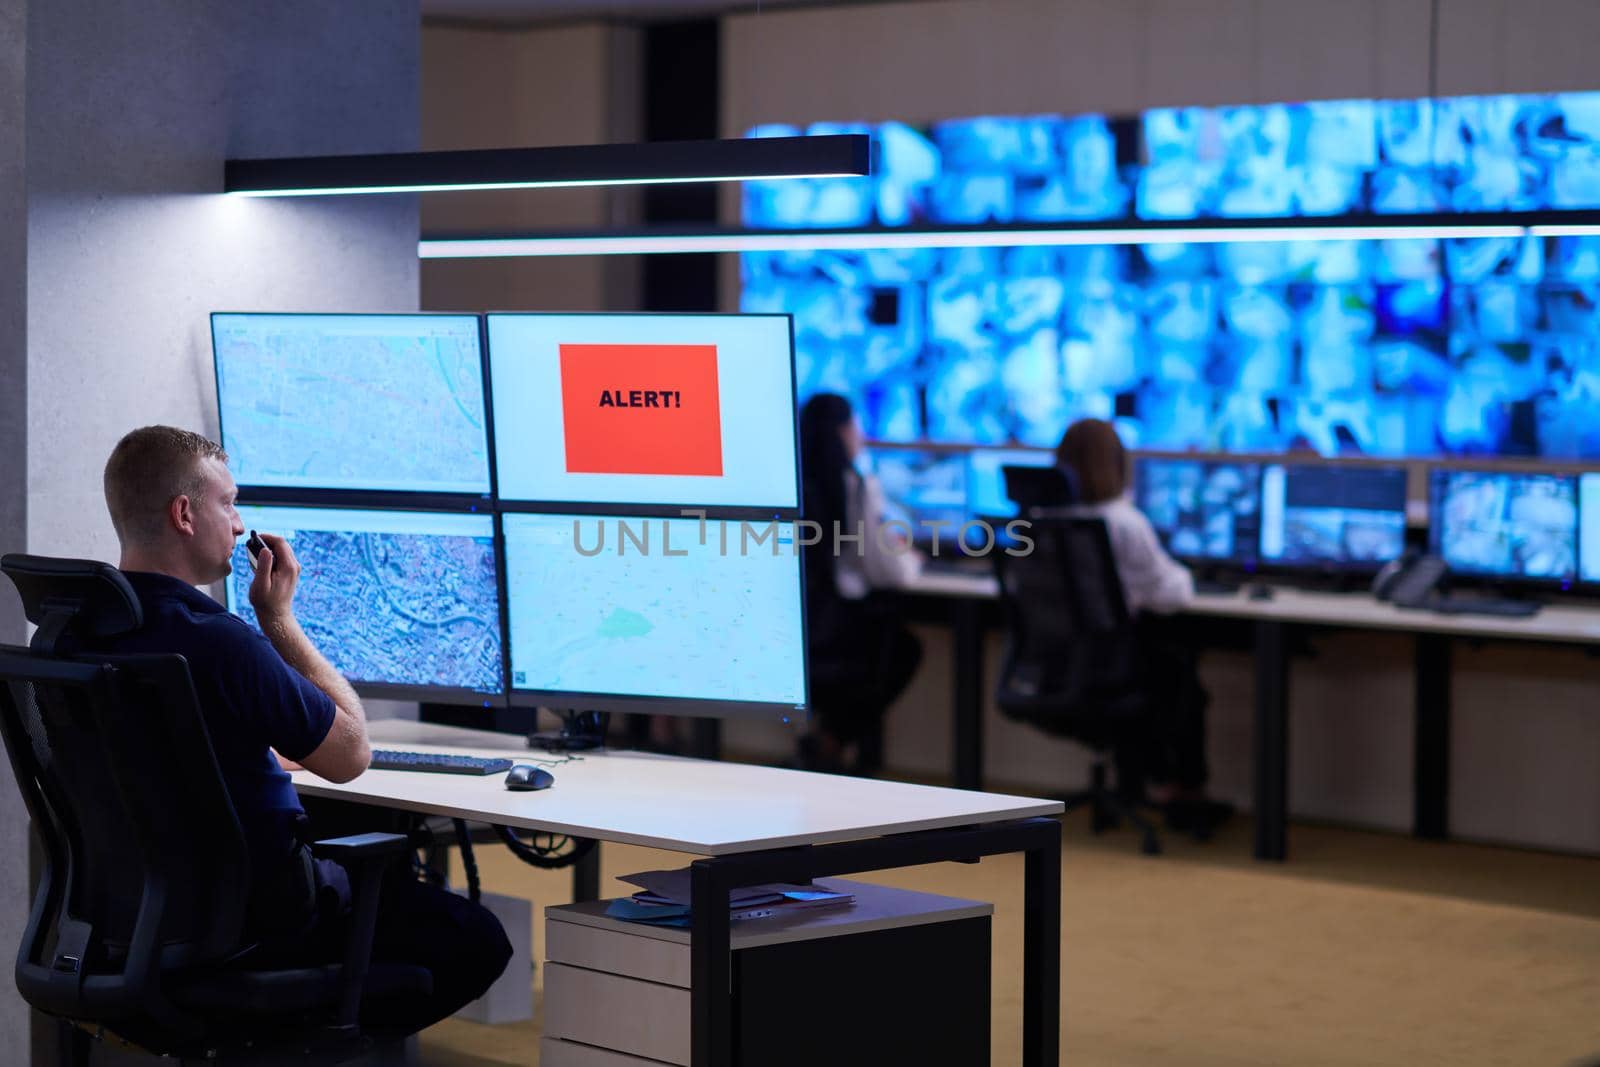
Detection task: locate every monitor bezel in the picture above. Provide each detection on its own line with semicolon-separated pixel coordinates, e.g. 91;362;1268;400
497;509;810;723
482;311;803;519
1256;459;1412;576
210;310;496;503
1426;467;1581;590
223;500;511;702
1131;455;1265;569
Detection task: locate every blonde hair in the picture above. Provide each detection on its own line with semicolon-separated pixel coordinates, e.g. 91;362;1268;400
103;426;228;545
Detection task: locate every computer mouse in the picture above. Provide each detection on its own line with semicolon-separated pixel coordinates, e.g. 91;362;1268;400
504;764;554;791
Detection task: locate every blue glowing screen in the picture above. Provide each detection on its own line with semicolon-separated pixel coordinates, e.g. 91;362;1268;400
742;93;1600;461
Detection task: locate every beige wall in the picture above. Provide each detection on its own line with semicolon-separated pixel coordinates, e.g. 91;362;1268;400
420;22;641;313
716;0;1600;854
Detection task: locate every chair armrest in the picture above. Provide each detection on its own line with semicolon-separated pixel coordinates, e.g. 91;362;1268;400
309;832;410;1032
309;832;410;863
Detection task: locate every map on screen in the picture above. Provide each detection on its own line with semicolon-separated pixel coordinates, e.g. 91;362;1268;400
503;513;806;708
213;313;490;494
227;506;503;694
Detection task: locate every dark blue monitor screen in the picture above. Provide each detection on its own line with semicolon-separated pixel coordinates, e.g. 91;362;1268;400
869;448;967;543
1260;463;1408;569
1134;459;1262;564
212;313;491;495
225;505;504;699
1428;469;1579;583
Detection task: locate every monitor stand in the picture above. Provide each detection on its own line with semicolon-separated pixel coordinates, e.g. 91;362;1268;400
528;709;610;753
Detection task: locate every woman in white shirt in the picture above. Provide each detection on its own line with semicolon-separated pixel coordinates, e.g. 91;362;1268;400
1057;418;1228;832
798;394;924;774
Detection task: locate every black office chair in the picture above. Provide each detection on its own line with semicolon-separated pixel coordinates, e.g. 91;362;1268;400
1000;463;1078;514
0;554;427;1063
993;518;1164;855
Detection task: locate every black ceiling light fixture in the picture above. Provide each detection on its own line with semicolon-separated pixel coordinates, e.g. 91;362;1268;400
224;134;870;198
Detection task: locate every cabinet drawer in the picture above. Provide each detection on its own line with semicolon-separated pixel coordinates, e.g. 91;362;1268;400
547;916;690;987
543;962;690;1066
539;1037;675;1067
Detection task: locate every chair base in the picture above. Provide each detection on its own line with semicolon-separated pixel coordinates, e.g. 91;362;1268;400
1057;761;1162;855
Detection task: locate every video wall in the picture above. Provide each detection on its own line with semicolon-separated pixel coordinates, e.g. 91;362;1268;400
739;92;1600;460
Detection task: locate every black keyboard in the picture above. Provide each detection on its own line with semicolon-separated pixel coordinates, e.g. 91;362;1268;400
369;749;515;776
1428;597;1541;618
922;557;988;577
1195;578;1242;595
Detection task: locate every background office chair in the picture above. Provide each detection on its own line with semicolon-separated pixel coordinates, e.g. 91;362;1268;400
0;554;426;1063
1000;463;1078;514
993;518;1164;855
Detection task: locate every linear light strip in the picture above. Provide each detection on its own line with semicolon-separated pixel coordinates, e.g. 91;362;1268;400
420;224;1532;259
229;173;866;198
1527;224;1600;237
224;135;870;197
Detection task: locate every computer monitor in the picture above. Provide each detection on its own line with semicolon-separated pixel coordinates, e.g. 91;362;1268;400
486;313;799;511
1428;469;1579;585
967;447;1054;519
1582;473;1600;586
211;313;491;497
1259;463;1409;571
225;505;504;702
870;448;968;544
1133;458;1262;564
500;512;807;721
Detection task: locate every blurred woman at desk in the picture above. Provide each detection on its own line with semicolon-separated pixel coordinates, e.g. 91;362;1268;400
1056;418;1229;832
798;393;924;774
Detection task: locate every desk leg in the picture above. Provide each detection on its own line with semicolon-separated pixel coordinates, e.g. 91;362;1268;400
1023;817;1062;1066
1253;620;1290;862
953;599;984;791
1414;634;1452;840
690;859;733;1067
572;842;602;903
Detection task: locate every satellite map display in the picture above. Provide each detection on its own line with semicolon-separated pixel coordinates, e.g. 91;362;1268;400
228;506;503;694
213;313;490;494
503;513;806;706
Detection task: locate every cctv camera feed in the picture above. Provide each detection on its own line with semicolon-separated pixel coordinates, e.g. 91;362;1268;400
1259;464;1409;568
741;92;1600;461
1430;470;1579;582
1134;459;1262;563
870;448;969;539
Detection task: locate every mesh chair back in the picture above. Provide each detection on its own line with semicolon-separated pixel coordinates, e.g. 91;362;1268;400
994;517;1142;743
0;556;251;1026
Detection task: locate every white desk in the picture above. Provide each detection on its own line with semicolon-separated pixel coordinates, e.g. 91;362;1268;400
897;573;1600;859
296;728;1059;856
296;722;1064;1067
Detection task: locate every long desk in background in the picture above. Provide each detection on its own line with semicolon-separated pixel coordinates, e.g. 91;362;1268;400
896;572;1600;861
297;721;1065;1067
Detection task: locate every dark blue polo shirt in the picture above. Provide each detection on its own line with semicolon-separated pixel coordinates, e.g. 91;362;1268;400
96;572;337;881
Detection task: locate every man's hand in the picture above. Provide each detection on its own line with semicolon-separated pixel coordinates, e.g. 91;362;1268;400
248;532;300;622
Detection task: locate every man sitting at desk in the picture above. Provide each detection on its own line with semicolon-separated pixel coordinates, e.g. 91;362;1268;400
92;425;510;1036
